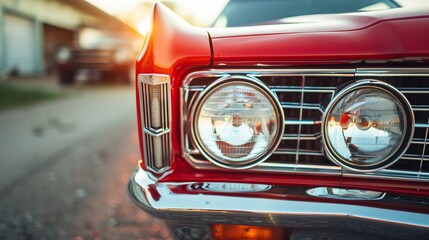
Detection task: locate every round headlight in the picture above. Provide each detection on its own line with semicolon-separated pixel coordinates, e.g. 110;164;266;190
322;80;414;172
192;76;284;169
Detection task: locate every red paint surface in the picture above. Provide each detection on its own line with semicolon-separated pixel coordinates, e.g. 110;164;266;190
210;13;429;66
135;2;211;165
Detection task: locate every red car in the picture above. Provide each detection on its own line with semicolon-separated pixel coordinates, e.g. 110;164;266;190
128;2;429;240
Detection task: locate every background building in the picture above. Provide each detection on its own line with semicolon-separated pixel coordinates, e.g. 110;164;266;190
0;0;139;78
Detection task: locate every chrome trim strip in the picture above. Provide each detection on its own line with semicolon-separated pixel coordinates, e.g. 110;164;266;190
285;120;322;125
282;133;321;141
411;140;427;145
416;123;429;128
259;162;340;170
401;155;428;161
251;73;354;77
344;171;429;182
271;87;336;93
356;68;429;76
182;69;355;88
398;89;429;94
412;107;429;111
273;149;324;156
183;155;342;174
180;88;187;157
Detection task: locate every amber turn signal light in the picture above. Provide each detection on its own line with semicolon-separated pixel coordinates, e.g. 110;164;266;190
211;224;287;240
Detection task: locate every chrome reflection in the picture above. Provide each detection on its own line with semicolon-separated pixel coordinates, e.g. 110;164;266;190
306;187;386;200
188;182;272;192
322;80;414;172
327;88;404;163
129;168;429;233
191;75;284;169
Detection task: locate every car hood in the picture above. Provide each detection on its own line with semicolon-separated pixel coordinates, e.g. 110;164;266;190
208;7;429;66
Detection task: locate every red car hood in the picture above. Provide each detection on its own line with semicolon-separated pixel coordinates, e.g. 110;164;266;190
208;7;429;66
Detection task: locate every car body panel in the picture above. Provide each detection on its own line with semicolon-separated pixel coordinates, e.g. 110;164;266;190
136;3;211;76
135;3;211;163
130;2;429;239
133;1;429;194
211;0;401;27
209;9;429;66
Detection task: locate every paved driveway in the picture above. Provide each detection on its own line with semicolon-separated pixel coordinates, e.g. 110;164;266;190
0;83;171;239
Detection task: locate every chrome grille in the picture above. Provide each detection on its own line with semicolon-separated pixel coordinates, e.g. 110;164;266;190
352;70;429;179
182;69;429;181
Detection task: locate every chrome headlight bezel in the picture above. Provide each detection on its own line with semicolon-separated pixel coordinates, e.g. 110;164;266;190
321;80;415;172
190;75;285;169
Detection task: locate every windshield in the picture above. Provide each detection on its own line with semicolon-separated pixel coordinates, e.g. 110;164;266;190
213;0;400;27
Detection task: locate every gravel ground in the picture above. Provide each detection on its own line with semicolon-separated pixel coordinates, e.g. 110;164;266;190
0;85;172;240
0;124;172;240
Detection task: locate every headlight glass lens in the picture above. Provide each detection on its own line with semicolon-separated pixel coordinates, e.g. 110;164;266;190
194;80;283;167
324;83;409;170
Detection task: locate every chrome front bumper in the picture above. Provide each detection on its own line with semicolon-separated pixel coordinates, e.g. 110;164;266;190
128;167;429;240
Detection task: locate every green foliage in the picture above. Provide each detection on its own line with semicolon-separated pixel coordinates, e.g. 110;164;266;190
0;82;63;110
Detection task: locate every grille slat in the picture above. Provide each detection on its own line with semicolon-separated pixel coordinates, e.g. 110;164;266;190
283;134;321;141
273;149;324;156
420;117;429;173
182;69;429;181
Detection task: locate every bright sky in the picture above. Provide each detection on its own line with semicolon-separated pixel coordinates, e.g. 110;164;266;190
86;0;227;34
87;0;143;14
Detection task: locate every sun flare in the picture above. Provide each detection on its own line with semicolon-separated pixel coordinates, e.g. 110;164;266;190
137;19;151;35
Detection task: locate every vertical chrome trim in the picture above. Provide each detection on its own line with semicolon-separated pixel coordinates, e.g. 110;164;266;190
159;84;163;127
420;117;429;173
296;74;305;164
180;87;187;156
144;84;150;129
138;74;172;173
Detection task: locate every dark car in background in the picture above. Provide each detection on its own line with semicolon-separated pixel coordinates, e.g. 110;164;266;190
128;1;429;239
56;28;134;85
